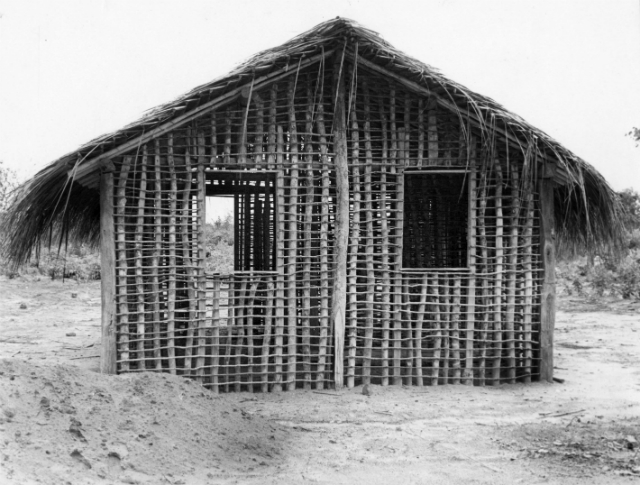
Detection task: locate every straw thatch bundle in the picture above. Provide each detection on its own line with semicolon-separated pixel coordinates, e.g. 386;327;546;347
2;18;622;265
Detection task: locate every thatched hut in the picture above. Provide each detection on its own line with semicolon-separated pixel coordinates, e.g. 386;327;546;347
4;18;622;392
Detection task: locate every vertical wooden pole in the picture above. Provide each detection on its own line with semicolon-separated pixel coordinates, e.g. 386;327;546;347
430;276;442;385
100;161;117;374
243;188;251;270
262;281;274;392
477;158;490;385
492;158;504;385
134;147;149;370
380;106;390;386
464;141;477;385
152;140;163;371
209;114;217;167
286;79;299;391
255;198;263;270
392;123;405;385
263;185;271;270
116;157;132;372
233;280;244;392
402;278;412;384
506;167;521;383
389;91;400;384
302;82;314;389
523;176;535;383
539;174;555;382
267;85;277;171
181;140;196;373
224;109;232;165
427;99;438;162
417;99;424;168
362;80;375;386
196;135;207;381
402;105;411;385
167;136;178;374
211;276;221;393
234;194;240;270
254;94;264;166
346;91;361;389
414;274;428;386
441;276;451;385
273;132;285;392
246;281;258;392
332;58;349;391
450;277;461;384
317;102;330;390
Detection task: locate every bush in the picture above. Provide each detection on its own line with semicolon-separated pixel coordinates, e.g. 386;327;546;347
558;249;640;300
1;244;101;282
618;253;640;299
204;214;235;274
37;251;101;281
557;188;640;300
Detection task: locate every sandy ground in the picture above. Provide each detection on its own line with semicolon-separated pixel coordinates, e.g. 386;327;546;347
0;275;639;484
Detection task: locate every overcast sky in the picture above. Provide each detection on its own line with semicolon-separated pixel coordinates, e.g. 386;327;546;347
1;0;639;201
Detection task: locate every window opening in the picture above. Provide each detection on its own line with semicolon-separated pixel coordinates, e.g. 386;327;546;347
205;171;276;273
402;171;468;269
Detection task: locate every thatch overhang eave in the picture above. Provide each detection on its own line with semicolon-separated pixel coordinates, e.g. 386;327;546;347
2;159;101;267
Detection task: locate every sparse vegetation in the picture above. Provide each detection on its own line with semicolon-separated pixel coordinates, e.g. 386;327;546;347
1;243;101;282
558;188;640;300
204;213;234;274
1;210;236;280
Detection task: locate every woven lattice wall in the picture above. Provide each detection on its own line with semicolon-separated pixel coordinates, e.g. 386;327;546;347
109;59;542;391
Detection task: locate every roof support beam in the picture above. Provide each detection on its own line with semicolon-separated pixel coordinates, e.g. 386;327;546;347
68;49;334;183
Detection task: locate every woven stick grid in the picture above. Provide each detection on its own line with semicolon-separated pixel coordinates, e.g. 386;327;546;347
111;64;543;390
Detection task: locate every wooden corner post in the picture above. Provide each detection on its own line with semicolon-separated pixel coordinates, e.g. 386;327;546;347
539;170;556;382
332;53;349;390
100;161;117;374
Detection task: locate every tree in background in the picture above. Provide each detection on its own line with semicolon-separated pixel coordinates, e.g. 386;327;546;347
588;129;640;298
0;161;18;214
558;129;640;299
619;188;640;231
205;213;234;247
622;127;640;242
628;127;640;147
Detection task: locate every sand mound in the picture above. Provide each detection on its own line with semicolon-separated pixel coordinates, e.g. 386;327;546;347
0;358;289;484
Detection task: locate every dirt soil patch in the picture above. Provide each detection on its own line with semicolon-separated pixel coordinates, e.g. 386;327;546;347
1;275;639;484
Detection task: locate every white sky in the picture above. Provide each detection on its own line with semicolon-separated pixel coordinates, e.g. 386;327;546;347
1;0;639;218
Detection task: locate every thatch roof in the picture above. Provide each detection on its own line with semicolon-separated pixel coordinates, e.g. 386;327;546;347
2;17;623;265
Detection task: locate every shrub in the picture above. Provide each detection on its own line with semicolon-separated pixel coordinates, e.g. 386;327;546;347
557;188;640;300
559;251;640;300
0;244;102;282
204;214;235;274
618;253;640;299
32;246;101;282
